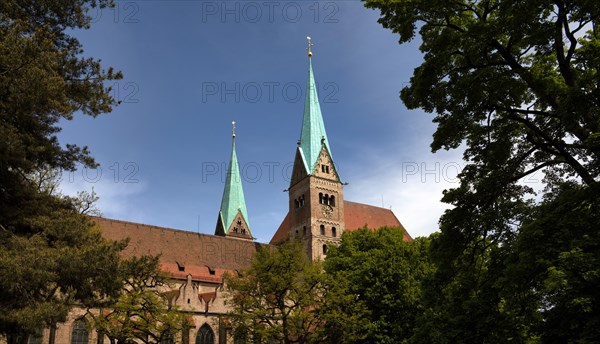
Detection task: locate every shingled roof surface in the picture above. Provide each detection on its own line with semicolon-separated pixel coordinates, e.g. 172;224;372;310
93;217;264;282
269;200;412;244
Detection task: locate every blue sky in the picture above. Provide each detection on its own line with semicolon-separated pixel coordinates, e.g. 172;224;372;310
58;1;464;242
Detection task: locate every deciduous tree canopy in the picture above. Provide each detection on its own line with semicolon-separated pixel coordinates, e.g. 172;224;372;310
364;0;600;342
224;241;328;344
323;227;432;344
88;256;190;344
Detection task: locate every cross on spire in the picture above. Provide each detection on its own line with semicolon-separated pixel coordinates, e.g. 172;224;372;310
306;36;313;57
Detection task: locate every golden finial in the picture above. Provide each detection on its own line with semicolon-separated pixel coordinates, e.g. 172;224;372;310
232;121;236;139
306;36;313;57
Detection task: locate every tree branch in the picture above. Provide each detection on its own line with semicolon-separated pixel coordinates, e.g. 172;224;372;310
554;1;576;86
507;112;595;184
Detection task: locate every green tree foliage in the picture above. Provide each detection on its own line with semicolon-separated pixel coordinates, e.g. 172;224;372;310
501;183;600;343
0;0;123;341
88;256;190;344
366;0;599;187
0;0;122;184
0;186;127;343
224;241;328;344
364;0;600;342
322;227;433;344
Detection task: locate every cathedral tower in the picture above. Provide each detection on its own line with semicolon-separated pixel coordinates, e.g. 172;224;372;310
288;38;344;259
215;122;253;240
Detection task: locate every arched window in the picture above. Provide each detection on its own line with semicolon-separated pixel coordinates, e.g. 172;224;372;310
330;195;335;207
320;225;325;236
319;193;323;204
323;244;328;255
332;227;337;238
324;194;329;205
28;328;43;344
196;324;215;344
71;319;89;344
303;226;307;236
294;199;299;208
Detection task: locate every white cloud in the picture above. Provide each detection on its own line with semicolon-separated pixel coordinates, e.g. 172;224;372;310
58;168;147;221
344;149;464;238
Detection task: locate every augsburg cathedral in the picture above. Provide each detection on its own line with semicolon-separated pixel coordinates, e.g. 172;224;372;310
21;41;411;344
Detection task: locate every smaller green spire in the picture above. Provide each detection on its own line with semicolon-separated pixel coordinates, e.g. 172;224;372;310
217;121;251;236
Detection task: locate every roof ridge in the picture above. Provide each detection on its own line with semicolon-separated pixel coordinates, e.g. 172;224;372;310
342;199;394;211
92;216;190;233
93;216;246;240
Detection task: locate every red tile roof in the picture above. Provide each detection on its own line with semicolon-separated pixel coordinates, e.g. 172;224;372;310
93;201;411;278
93;217;264;282
269;200;411;244
269;212;291;246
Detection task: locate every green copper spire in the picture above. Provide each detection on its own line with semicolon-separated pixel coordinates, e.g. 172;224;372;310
218;122;251;235
299;56;332;174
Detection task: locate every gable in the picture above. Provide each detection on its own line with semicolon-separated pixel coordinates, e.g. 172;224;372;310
226;209;253;239
312;144;340;182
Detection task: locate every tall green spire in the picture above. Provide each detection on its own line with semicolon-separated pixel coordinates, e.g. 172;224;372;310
299;56;332;174
217;122;251;236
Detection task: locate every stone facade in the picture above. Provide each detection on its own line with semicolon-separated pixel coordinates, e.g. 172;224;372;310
289;144;345;260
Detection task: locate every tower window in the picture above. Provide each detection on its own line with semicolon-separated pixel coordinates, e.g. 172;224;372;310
303;226;307;236
241;228;246;235
332;227;337;238
320;225;325;236
323;244;328;255
323;194;335;206
319;193;323;204
294;199;299;208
